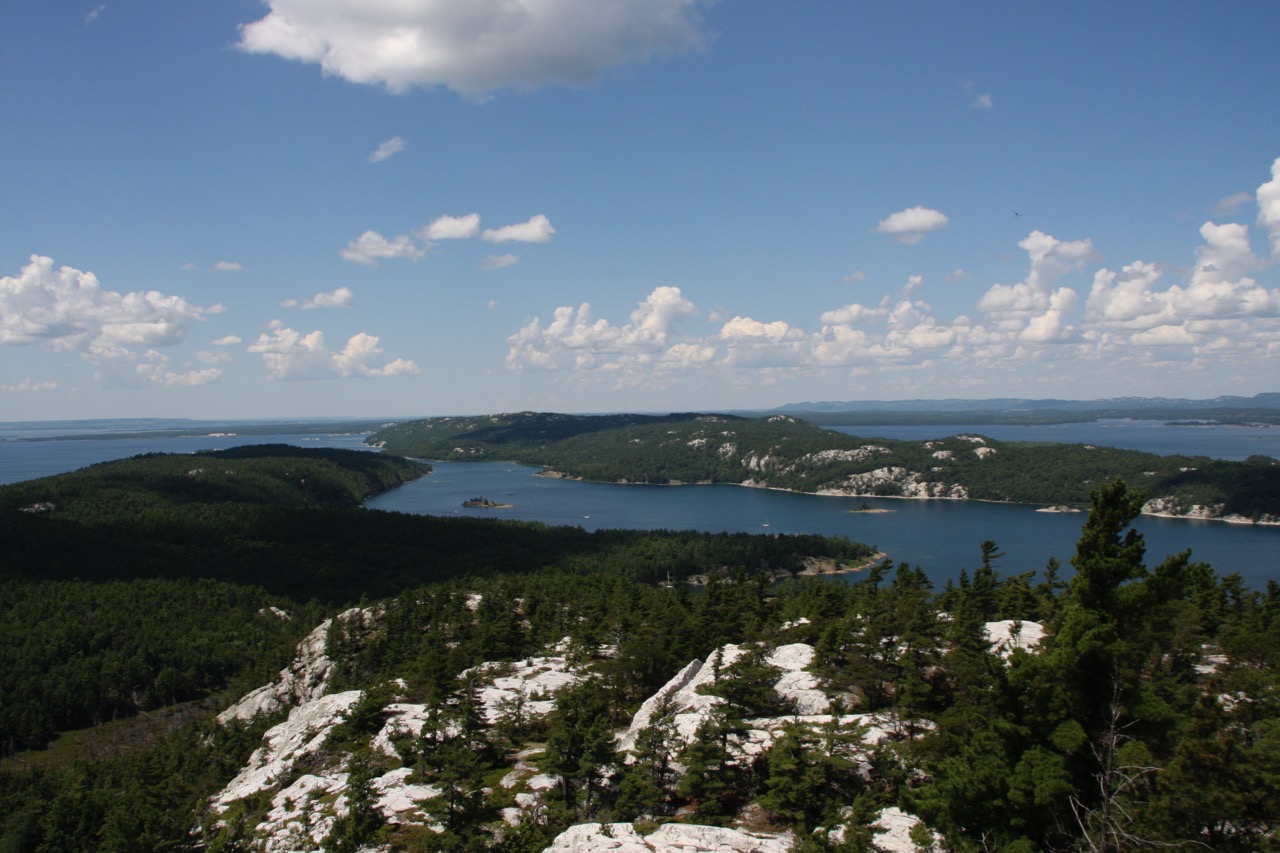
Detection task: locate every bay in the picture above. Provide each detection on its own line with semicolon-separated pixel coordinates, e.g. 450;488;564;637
366;460;1280;589
3;423;1278;589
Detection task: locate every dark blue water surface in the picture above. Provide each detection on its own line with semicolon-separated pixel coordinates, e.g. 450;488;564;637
3;421;1278;589
365;460;1280;588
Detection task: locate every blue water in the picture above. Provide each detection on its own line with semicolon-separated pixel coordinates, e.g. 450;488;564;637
3;421;1278;588
365;461;1280;588
0;432;376;485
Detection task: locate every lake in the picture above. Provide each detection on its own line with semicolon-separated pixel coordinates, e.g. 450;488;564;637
3;421;1278;588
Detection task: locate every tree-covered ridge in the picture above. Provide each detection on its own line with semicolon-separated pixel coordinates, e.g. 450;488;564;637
368;412;1280;521
1;472;1277;851
0;445;872;758
0;444;431;516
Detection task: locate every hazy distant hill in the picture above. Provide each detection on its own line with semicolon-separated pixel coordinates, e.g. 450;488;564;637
770;392;1280;425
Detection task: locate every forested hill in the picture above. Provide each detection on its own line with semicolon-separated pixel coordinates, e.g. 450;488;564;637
368;412;1280;522
0;443;429;515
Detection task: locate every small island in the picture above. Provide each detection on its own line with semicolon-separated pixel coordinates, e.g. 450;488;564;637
462;497;513;509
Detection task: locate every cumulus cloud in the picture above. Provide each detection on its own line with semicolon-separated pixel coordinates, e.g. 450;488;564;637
1257;156;1280;256
1;256;215;358
282;287;355;310
482;214;555;244
237;0;711;96
502;156;1280;395
506;286;696;372
248;322;420;380
370;136;406;163
875;206;950;244
214;261;243;272
424;213;481;240
212;335;242;346
978;230;1093;318
481;254;519;270
340;230;426;265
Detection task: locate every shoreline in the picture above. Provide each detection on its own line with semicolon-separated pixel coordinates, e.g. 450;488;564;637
518;466;1280;529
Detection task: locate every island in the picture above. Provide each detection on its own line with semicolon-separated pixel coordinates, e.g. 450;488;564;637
462;496;513;508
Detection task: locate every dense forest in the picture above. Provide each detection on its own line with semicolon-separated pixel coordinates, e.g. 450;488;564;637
1;447;1277;851
368;412;1280;521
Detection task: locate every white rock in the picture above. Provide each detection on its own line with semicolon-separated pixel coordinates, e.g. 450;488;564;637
213;690;364;810
984;620;1045;658
369;766;441;824
219;607;373;724
542;822;791;853
871;806;943;853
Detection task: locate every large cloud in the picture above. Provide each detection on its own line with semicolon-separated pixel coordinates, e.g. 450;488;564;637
1258;157;1280;256
248;323;420;380
0;255;222;387
506;286;696;371
237;0;711;96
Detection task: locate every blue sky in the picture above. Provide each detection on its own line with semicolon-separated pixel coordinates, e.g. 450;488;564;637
2;1;1279;420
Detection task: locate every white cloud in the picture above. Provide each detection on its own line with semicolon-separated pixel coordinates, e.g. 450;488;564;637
248;323;420;380
841;270;866;283
424;213;481;240
506;286;696;372
212;335;242;346
969;93;993;110
502;156;1280;394
1257;156;1280;256
85;5;105;24
340;230;426;265
481;254;519;270
370;136;406;163
875;206;950;244
1;378;57;393
945;268;970;283
1;255;213;356
282;287;355;310
87;347;221;389
978;230;1093;318
237;0;711;96
482;214;555;244
214;260;243;272
718;316;798;342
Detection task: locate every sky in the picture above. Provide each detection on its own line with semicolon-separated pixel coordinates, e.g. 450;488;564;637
2;1;1279;421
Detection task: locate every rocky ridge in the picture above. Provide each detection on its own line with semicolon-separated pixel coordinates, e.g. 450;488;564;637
204;607;1047;852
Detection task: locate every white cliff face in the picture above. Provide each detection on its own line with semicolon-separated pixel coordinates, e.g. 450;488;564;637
542;822;792;853
219;607;375;725
213;690;365;810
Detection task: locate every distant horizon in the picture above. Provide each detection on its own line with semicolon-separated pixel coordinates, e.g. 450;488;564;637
4;390;1279;430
